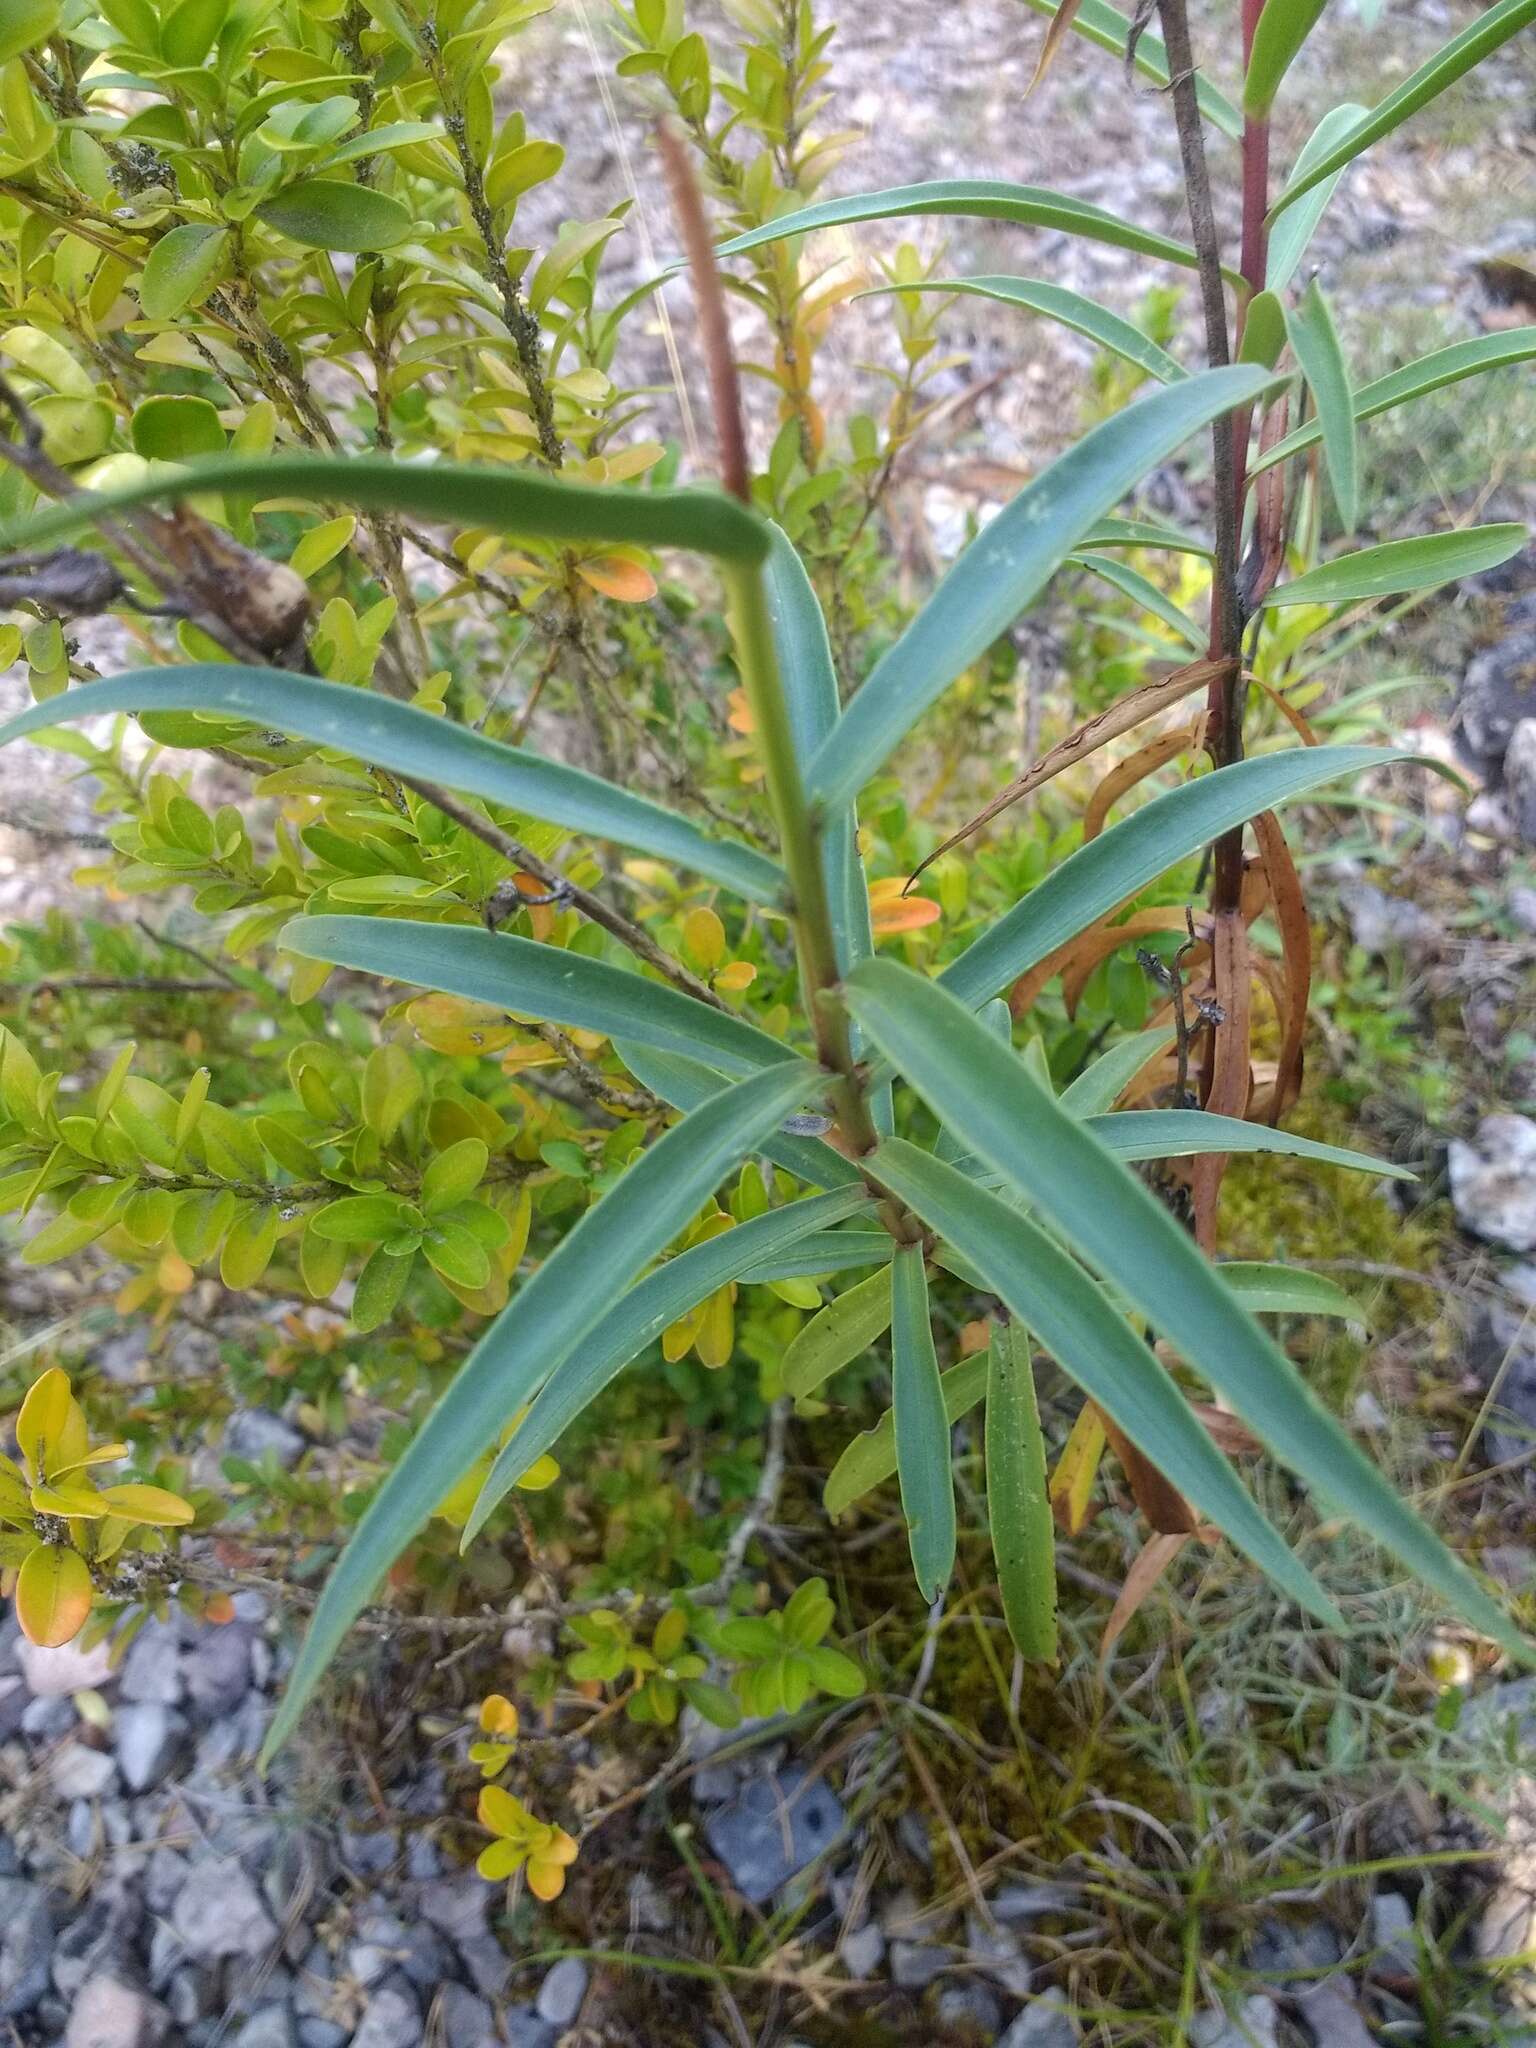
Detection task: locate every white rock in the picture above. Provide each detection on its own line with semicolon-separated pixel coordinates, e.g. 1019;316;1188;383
1450;1115;1536;1251
536;1956;588;2027
169;1856;276;1960
65;1974;169;2048
114;1704;186;1794
839;1921;884;1980
1189;1996;1279;2048
50;1742;117;1801
17;1636;113;1698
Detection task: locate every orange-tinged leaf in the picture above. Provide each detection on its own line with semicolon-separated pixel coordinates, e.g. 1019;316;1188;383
726;688;755;735
203;1592;236;1624
869;879;941;936
1049;1402;1106;1535
15;1543;93;1648
1099;1532;1190;1661
526;1856;568;1901
95;1483;195;1527
407;994;518;1056
714;960;757;993
576;554;657;602
479;1692;519;1737
1027;0;1086;95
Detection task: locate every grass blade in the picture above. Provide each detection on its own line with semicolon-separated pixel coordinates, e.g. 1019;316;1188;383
0;672;786;907
939;746;1429;1009
986;1320;1057;1662
712;179;1210;277
871;1140;1340;1622
280;916;790;1077
258;1059;818;1763
856;277;1187;384
891;1246;956;1602
849;964;1525;1656
1285;279;1358;533
1268;0;1536;220
1262;525;1525;608
807;366;1281;812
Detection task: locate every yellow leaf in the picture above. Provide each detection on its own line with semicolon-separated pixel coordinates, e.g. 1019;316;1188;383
715;960;757;993
726;689;755;735
479;1693;519;1737
526;1855;568;1901
94;1483;196;1527
30;1481;109;1519
476;1838;524;1881
575;554;657;603
407;994;518;1057
694;1287;735;1370
0;1453;34;1524
1049;1403;1107;1536
514;1453;559;1493
16;1367;87;1483
15;1543;93;1648
681;906;726;973
478;1783;530;1838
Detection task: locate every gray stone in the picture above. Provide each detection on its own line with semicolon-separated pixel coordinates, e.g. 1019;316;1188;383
165;1969;214;2027
889;1941;951;1990
839;1921;884;1980
431;1984;498;2046
1370;1891;1417;1974
1512;886;1536;936
966;1909;1032;1997
938;1982;1004;2037
17;1635;113;1697
143;1850;189;1916
417;1872;491;1946
298;2026;348;2048
182;1626;253;1720
114;1704;187;1794
627;1870;670;1933
118;1621;184;1707
503;2007;558;2048
1296;1981;1378;2047
1450;1114;1536;1252
999;1993;1082;2048
52;1887;143;1998
223;1408;306;1470
1246;1916;1342;1980
1189;1996;1279;2048
0;1677;28;1743
1339;881;1440;955
691;1761;739;1804
348;1980;419;2048
701;1768;846;1904
231;2006;298;2048
991;1882;1077;1923
398;1924;454;1992
402;1833;440;1882
1508;719;1536;845
170;1856;276;1959
1471;1295;1536;1462
1458;624;1536;775
51;1742;117;1801
337;1825;397;1878
0;1878;54;2015
457;1934;511;2000
64;1974;169;2048
23;1693;78;1738
536;1956;588;2027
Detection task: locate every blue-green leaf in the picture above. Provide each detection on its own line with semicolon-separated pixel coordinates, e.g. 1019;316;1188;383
1285;279;1358;533
891;1245;956;1602
806;366;1281;812
1084;1109;1411;1177
280;916;790;1077
1262;525;1525;609
857;276;1186;385
986;1319;1057;1662
610;1041;861;1189
1265;103;1369;293
0;672;785;906
257;1059;818;1764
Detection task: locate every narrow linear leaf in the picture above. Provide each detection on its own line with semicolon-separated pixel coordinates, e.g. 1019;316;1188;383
484;1186;870;1494
0;672;784;906
712;178;1210;279
280;916;790;1077
1079;515;1213;559
871;1140;1339;1622
1219;1262;1371;1323
849;964;1525;1657
1265;102;1369;292
826;1354;988;1518
258;1060;818;1765
783;1264;894;1399
986;1320;1057;1661
1058;1025;1176;1116
1244;0;1329;116
611;1041;861;1189
856;277;1187;385
0;451;771;565
735;1230;892;1281
1083;1108;1412;1177
807;365;1281;813
1269;0;1536;220
1285;279;1357;533
1071;554;1206;650
891;1246;955;1602
1262;525;1525;609
939;745;1430;1010
1016;0;1243;137
1237;289;1287;370
1253;329;1536;471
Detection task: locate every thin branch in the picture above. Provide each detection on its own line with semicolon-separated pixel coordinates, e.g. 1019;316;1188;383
657;122;752;505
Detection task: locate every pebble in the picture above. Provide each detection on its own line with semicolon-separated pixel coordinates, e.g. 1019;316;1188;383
223;1408;307;1470
888;1940;951;1989
1189;1995;1279;2048
170;1856;276;1960
702;1768;847;1904
182;1627;254;1721
64;1974;169;2048
966;1908;1032;1997
117;1621;184;1707
348;1979;420;2048
52;1743;118;1801
23;1694;78;1739
937;1981;1003;2036
114;1704;187;1794
432;1984;499;2045
231;2006;298;2048
1370;1891;1417;1974
1449;1114;1536;1252
999;1992;1082;2047
839;1921;885;1979
17;1636;114;1697
417;1873;491;1946
0;1879;54;2016
536;1955;588;2026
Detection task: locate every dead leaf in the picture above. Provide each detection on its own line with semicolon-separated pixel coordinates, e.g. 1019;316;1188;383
1191;912;1252;1252
1026;0;1087;95
1099;1532;1190;1661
